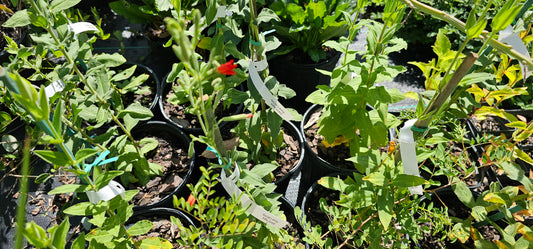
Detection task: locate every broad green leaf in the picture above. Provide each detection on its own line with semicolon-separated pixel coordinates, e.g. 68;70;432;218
452;181;475;208
139;237;173;249
51;217;70;249
94;170;123;191
451;220;470;243
50;0;81;13
391;174;426;188
318;176;348;192
93;53;126;67
111;65;136;82
433;30;451;58
483;193;507;205
75;148;98;165
491;1;522;32
127;220;153;236
155;0;172;11
23;221;49;248
63;202;98;216
2;134;18;153
34;150;72;166
249;163;278;178
471;206;488;222
378;190;393;230
2;9;30;27
118;102;153;119
70;232;85;249
48;184;89;194
363;171;386;186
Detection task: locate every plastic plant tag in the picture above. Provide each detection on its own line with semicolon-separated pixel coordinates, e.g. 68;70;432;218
220;167;289;228
86;180;125;204
248;60;294;121
68;22;99;35
399;119;423;195
499;25;532;79
44;80;65;100
215;6;233;18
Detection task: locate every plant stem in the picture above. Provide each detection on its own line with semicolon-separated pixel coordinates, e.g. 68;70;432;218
415;53;479;128
14;135;30;249
401;0;533;68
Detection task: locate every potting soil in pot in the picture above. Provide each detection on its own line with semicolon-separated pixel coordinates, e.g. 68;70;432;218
130;136;191;206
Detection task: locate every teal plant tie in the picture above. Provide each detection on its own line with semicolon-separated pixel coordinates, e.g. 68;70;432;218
250;38;262;46
216;22;224;28
84;150;118;174
206;146;231;169
472;205;525;228
411;126;428;133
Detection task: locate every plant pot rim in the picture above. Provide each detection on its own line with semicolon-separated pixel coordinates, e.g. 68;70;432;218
130;120;196;211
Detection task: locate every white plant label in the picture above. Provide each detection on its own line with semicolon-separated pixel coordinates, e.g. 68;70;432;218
68;22;99;35
213;6;233;23
399;119;423;195
499;25;532;79
249;60;294;121
86;180;126;204
44;80;65;100
220;168;289;228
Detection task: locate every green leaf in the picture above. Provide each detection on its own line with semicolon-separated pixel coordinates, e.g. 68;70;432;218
155;0;172;11
249;163;278;178
452;181;475;208
2;134;19;153
111;65;136;82
51;217;70;249
391;174;426;188
63;202;96;216
94;171;123;191
34;150;72;166
491;1;522;32
93;53;126;67
433;30;451;58
139;237;173;249
50;0;81;13
363;171;386;186
75;148;98;165
451;220;470;243
48;184;89;195
23;221;49;248
118;102;153;119
483;193;507;205
378;190;393;230
139;137;158;155
471;206;488;222
2;9;30;27
318;176;348;192
70;233;85;249
128;220;153;236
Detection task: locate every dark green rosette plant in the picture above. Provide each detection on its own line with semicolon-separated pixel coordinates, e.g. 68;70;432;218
269;0;357;63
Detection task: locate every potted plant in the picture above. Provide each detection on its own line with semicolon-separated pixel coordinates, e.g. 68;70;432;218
267;0;366;113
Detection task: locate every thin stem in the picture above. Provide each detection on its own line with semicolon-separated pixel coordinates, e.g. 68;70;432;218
14;136;30;249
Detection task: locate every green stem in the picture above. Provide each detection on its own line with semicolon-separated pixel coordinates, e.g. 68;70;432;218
14;136;30;249
401;0;533;68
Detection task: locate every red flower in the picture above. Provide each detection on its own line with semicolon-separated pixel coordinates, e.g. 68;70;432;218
186;194;196;206
217;59;237;75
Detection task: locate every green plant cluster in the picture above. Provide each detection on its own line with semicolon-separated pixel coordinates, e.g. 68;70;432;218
0;0;533;248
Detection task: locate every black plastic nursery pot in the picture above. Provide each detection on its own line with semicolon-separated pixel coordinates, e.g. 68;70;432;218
114;62;162;118
126;207;199;248
129;120;197;211
273;120;306;194
269;51;341;114
158;75;244;137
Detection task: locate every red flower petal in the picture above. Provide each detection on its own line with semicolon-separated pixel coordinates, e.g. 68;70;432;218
217;59;237;75
186;194;196;206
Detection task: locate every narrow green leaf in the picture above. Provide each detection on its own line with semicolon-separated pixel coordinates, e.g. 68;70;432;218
50;0;81;12
94;170;123;191
51;217;70;249
23;221;49;248
363;171;386;186
34;150;72;166
377;190;393;230
75;148;98;165
48;184;89;195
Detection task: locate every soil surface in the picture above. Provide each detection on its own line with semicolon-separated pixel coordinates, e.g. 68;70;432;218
0;2;24;53
470;116;511;134
130;136;191;206
163;87;238;130
121;83;156;109
272;127;301;182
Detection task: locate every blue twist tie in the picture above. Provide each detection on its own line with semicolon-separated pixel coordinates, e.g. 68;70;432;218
84;150;118;173
206;146;232;169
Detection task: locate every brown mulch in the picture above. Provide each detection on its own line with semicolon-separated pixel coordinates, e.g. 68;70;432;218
130;136;191;206
133;217;186;249
272;127;301;182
